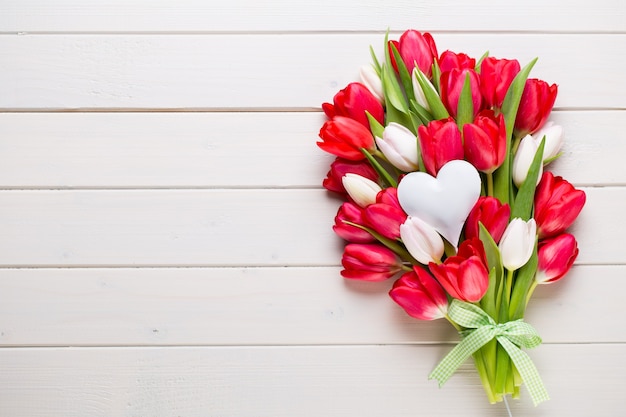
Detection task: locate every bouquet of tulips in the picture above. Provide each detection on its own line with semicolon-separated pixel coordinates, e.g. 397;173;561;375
317;29;586;406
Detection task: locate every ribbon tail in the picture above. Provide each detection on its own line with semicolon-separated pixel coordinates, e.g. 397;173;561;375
429;327;493;387
498;336;550;406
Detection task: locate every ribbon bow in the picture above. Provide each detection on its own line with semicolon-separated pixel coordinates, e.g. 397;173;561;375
429;299;549;406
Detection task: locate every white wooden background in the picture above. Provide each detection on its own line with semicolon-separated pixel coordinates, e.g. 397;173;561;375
0;1;625;416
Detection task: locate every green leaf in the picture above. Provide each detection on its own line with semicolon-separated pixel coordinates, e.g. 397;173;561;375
389;42;414;104
478;222;503;320
361;147;397;188
475;51;489;73
511;137;545;221
493;58;537;205
456;73;474;128
366;111;385;139
414;68;449;120
409;99;433;125
501;58;538;142
369;46;382;76
344;221;419;265
508;240;538;320
381;65;409;114
431;60;442;92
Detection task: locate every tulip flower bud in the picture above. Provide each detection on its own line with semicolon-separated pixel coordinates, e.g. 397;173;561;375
375;122;419;172
428;238;489;303
389;267;448;320
536;233;578;284
418;117;464;176
411;68;438;111
321;82;384;128
512;134;543;187
333;202;376;243
440;68;482;119
341;243;403;281
534;172;586;239
342;173;382;208
398;29;438;78
438;50;476;73
514;78;558;137
317;116;376;161
465;196;511;244
532;121;563;162
499;218;537;271
359;65;384;103
479;57;521;109
400;216;444;265
323;157;378;195
462;110;507;174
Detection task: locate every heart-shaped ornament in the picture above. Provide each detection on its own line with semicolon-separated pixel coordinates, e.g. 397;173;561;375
397;160;481;247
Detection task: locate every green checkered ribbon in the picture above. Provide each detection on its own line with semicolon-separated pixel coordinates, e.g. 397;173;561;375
429;299;549;406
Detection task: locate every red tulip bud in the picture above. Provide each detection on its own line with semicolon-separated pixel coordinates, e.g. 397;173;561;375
389;267;448;320
341;243;403;281
534;172;586;239
536;233;579;284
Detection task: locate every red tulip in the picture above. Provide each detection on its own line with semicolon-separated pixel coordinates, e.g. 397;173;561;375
534;172;586;239
418;117;464;176
462;110;507;173
536;233;579;284
398;30;438;78
389;267;449;320
322;82;385;128
333;202;376;243
440;68;482;119
514;78;558;136
323;157;378;195
465;196;511;244
317;116;376;161
480;57;521;109
364;188;408;240
429;238;489;302
438;50;476;73
341;243;403;281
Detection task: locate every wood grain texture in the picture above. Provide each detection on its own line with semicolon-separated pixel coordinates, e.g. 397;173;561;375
0;187;614;266
1;0;623;32
0;110;623;188
0;1;623;415
0;265;622;346
2;34;625;110
1;345;624;417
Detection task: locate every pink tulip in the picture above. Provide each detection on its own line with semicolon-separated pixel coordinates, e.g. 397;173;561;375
429;238;489;302
323;157;378;195
389;267;449;320
534;172;586;239
317;116;376;161
514;78;558;137
438;50;476;73
398;30;439;78
480;57;521;109
536;233;579;284
440;68;482;119
462;110;507;173
322;82;385;128
417;117;464;176
341;243;403;281
364;188;408;240
465;196;511;244
333;202;376;243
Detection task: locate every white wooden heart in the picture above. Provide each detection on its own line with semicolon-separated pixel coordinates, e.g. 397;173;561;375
397;159;481;247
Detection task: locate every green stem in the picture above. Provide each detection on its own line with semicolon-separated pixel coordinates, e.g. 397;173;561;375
505;268;515;305
487;172;494;197
525;279;539;307
360;148;397;188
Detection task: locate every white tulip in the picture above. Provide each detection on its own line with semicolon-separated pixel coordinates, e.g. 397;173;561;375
400;216;445;265
375;122;419;172
499;218;537;271
359;65;384;103
512;134;543;187
342;173;382;208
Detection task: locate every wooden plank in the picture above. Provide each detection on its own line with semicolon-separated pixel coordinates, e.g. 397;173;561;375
0;187;616;267
1;34;625;110
0;344;624;416
0;110;622;188
0;265;622;346
0;0;622;33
